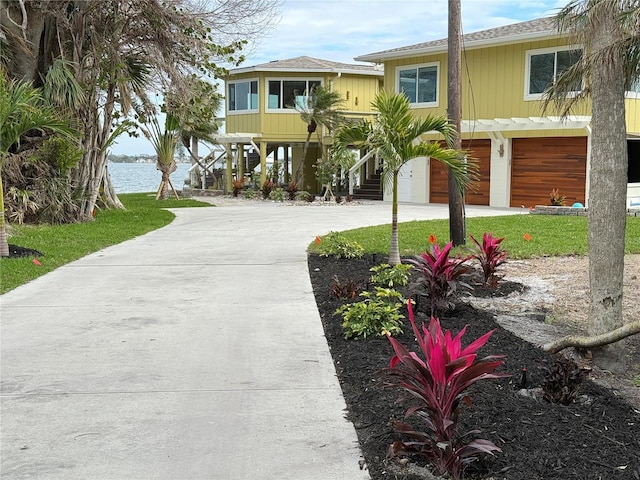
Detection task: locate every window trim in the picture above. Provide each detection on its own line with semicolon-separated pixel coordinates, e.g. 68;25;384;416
395;62;440;108
227;78;259;115
524;45;583;101
265;77;324;113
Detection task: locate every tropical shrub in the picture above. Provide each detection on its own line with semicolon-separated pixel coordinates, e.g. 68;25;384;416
297;190;314;202
549;188;566;206
385;301;508;480
330;275;361;299
268;187;286;202
539;357;590;405
232;178;245;197
285;180;298;200
261;179;274;199
244;188;256;199
469;232;507;288
370;263;412;288
408;242;471;315
318;231;364;259
336;287;405;339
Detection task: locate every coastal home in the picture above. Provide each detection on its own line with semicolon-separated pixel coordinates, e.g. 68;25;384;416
354;17;640;207
221;56;383;193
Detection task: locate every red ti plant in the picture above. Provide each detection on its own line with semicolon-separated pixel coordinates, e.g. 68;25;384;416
408;241;471;316
385;301;509;479
469;232;507;288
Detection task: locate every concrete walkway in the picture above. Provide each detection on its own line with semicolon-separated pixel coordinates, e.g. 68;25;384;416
1;199;524;479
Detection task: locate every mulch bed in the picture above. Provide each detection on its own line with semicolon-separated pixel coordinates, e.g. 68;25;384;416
309;253;640;480
7;244;43;258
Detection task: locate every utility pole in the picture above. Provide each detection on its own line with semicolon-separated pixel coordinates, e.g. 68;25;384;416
447;0;466;246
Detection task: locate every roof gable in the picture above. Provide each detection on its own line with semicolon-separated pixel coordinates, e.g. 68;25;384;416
355;17;560;63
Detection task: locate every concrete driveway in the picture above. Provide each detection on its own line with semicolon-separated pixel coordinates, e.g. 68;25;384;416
0;199;524;479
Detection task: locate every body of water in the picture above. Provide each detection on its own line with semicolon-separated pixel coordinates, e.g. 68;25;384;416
107;162;192;194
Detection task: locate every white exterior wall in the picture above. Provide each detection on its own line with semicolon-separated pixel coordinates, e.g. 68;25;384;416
384;157;430;203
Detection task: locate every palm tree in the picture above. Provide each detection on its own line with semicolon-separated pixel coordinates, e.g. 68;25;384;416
294;84;345;185
143;114;181;200
542;0;640;372
334;90;473;265
0;76;77;256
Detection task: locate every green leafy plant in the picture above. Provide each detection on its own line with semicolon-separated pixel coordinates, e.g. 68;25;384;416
539;357;590;404
330;275;361;299
385;301;508;480
319;231;364;259
336;287;405;339
469;232;507;288
244;188;256;199
261;179;274;199
549;188;567;206
268;187;286;202
297;190;312;202
408;242;471;316
370;263;412;288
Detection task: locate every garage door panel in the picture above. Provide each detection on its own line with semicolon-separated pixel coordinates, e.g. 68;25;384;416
510;137;587;208
430;140;491;205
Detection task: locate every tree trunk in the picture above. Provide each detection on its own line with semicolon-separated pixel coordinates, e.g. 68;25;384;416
0;0;46;82
389;171;400;265
0;172;9;257
295;129;314;185
543;321;640;354
587;7;629;373
74;83;116;220
447;0;465;246
100;166;124;210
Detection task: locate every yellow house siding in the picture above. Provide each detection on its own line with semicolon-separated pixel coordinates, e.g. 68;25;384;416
625;98;640;135
384;37;593;122
332;74;380;112
225;67;380;144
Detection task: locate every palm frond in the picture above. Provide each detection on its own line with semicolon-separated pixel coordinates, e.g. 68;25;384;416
0;76;77;157
42;59;85;111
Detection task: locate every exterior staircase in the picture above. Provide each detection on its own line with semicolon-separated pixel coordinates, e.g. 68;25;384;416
352;170;383;201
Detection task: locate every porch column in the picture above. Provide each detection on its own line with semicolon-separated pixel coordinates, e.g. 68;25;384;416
238;143;245;179
260;141;267;186
225;143;233;194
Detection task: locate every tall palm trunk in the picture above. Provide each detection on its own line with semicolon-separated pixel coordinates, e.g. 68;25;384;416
389;170;401;265
295;123;316;184
0;174;9;256
587;7;628;373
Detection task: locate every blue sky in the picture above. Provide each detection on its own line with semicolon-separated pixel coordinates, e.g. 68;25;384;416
111;0;566;155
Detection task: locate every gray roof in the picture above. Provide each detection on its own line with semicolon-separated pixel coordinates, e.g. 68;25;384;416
355;17;560;62
228;56;383;76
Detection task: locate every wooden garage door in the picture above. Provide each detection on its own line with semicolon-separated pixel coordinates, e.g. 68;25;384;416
430;139;491;205
510;137;587;208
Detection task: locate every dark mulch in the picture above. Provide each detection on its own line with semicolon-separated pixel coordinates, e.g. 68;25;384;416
7;244;43;258
309;254;640;480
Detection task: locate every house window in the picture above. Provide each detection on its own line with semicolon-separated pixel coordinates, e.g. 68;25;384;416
267;79;322;110
397;63;439;106
626;79;640;98
228;80;258;112
525;46;582;100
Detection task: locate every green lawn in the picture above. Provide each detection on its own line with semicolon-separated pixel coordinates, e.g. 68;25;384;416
0;193;211;294
310;214;640;259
